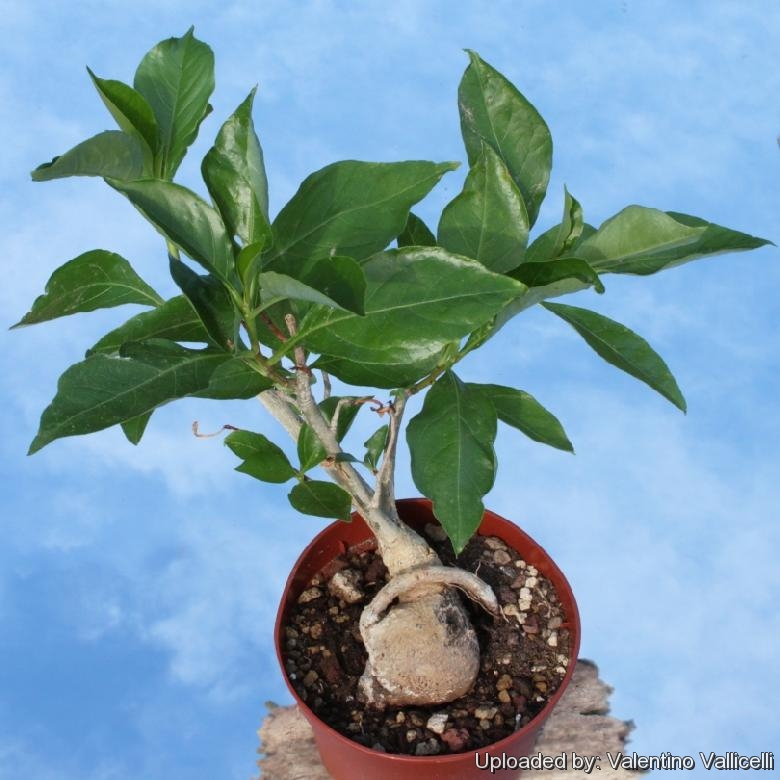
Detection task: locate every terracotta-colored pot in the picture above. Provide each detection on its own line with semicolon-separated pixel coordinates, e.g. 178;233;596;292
274;498;581;780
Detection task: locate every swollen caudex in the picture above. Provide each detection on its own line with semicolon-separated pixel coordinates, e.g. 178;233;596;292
357;561;500;706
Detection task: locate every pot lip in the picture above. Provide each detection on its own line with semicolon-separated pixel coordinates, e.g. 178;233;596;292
274;497;581;763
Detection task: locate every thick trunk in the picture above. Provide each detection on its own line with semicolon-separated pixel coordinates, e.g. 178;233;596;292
260;368;499;709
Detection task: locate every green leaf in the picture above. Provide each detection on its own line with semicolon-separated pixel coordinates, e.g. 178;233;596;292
543;301;686;411
511;257;604;294
202;88;270;246
458;51;552;227
299;247;525;384
225;430;296;483
108;179;234;282
438;143;529;273
259;257;366;315
134;28;215;178
469;383;572;452
169;257;237;350
397;212;436;248
87;68;159;155
406;371;497;553
311;350;444;389
363;425;389;471
525;188;586;265
237;239;268;286
297;424;324;472
32;131;145;182
13;250;163;327
198;356;273;399
297;256;366;316
120;412;152;445
266;160;457;276
577;206;772;276
296;396;362;472
288;480;352;521
88;295;209;354
29;342;229;454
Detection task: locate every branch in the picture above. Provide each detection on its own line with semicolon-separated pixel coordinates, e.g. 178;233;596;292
284;314;375;512
371;394;406;514
258;389;302;441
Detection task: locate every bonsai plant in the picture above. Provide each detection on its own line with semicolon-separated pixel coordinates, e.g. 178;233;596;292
18;28;769;769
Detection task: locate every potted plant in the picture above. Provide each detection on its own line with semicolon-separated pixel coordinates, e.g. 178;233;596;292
17;29;769;779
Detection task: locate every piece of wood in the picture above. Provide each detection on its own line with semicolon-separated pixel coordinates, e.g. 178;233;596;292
257;660;641;779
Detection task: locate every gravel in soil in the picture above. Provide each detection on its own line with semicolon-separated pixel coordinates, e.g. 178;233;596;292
283;525;571;755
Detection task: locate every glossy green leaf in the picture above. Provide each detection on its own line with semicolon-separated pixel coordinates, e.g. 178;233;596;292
514;189;585;266
438;143;529;273
198;356;273;399
469;383;572;452
311;350;444;389
288;480;352;521
225;430;296;483
458;51;552;226
299;247;525;382
108;179;234;282
297;396;362;471
406;371;497;553
543;302;686;411
134;28;214;178
297;424;323;472
32;131;144;182
259;258;366;315
267;160;457;276
13;250;163;327
88;295;209;354
363;425;389;471
577;206;771;276
202;88;271;246
297;256;366;316
87;68;159;155
236;240;268;286
169;257;237;350
397;212;436;247
121;412;152;445
511;257;604;294
29;342;229;454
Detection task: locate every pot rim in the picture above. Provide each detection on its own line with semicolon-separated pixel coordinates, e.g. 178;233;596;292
274;497;581;764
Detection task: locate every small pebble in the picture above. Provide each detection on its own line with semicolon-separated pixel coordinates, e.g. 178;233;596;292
395;712;406;724
547;632;558;647
441;727;468;751
298;587;323;604
415;738;441;756
474;705;498;720
498;689;511;703
426;713;448;734
303;670;319;687
525;576;538;588
484;536;508;550
406;729;418;743
493;549;511;565
548;616;562;630
496;674;513;691
328;569;364;604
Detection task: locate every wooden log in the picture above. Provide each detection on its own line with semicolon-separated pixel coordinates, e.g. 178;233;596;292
257;660;641;778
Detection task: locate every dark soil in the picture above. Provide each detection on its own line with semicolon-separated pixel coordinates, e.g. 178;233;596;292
282;524;571;756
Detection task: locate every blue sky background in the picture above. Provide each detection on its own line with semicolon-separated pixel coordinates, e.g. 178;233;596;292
1;1;778;777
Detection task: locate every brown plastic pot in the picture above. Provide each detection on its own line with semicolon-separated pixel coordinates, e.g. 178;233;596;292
274;498;580;780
